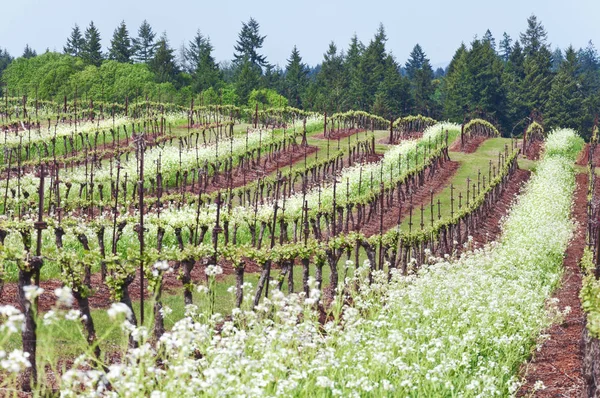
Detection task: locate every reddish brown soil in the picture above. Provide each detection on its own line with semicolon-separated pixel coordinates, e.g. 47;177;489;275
577;143;600;166
313;128;366;141
517;173;587;397
358;160;460;237
185;145;319;195
469;169;531;248
524;140;543;160
450;135;488;153
0;132;175;177
376;132;424;145
0;258;263;313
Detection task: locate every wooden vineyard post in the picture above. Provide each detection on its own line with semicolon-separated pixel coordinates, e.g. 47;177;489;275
430;190;434;228
21;165;47;392
379;182;384;270
408;200;413;234
450;184;454;219
254;103;258;128
466;177;471;207
137;134;146;325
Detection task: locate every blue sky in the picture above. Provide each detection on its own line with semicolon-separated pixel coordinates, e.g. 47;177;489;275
1;0;598;68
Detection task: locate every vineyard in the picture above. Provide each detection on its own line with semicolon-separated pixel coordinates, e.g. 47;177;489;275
0;97;599;397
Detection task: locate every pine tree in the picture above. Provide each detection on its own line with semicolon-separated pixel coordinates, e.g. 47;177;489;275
518;15;553;117
284;46;309;108
262;64;284;93
520;14;548;56
405;44;426;79
502;40;528;132
578;41;600;137
499;33;513;62
133;20;157;63
521;47;553;114
406;44;434;114
355;24;387;109
412;59;435;115
81;21;103;66
234;56;261;104
551;47;564;72
185;30;221;92
108;21;132;63
482;29;496;51
149;34;179;84
0;48;13;96
233;17;268;70
443;43;470;120
22;44;37;59
464;38;505;121
545;46;584;130
64;24;85;56
314;42;348;112
372;54;412;118
345;34;365;109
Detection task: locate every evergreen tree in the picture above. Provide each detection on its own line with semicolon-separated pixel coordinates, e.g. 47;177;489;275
412;58;435;115
443;43;469;120
499;32;513;62
133;20;157;63
519;15;553;118
185;30;221;92
262;64;284;93
22;44;37;59
372;54;411;118
234;56;261;104
354;24;387;109
64;24;85;56
405;43;426;79
482;29;496;51
406;44;435;114
0;48;12;72
502;40;528;133
313;42;348;112
464;38;505;121
545;46;584;130
551;47;564;72
81;21;103;66
284;46;309;108
108;21;132;63
345;34;365;109
521;46;553;114
579;41;600;137
233;17;268;70
149;34;179;84
0;48;13;96
520;14;548;56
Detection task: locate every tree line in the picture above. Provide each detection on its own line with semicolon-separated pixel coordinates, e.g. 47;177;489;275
0;14;598;138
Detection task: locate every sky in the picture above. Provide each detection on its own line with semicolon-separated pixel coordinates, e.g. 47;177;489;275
1;0;599;69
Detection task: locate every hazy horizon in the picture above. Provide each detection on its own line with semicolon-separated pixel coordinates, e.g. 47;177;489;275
2;0;599;68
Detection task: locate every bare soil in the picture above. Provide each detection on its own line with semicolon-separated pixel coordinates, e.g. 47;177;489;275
359;160;460;237
313;128;367;141
449;135;488;153
469;169;531;248
576;143;600;166
524;140;543;160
